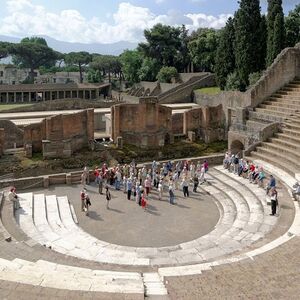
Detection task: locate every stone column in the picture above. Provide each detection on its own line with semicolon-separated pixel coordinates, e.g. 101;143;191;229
6;93;8;103
14;92;17;103
63;90;66;99
89;90;92;100
76;90;79;98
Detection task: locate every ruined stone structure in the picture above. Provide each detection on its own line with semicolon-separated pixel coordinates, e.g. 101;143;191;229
0;82;111;103
0;110;94;158
196;43;300;178
0;65;38;85
183;105;225;143
36;72;87;84
111;97;173;148
24;109;94;158
111;97;226;148
127;72;215;104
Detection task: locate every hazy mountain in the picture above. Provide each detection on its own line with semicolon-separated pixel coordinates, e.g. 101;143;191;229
0;35;137;55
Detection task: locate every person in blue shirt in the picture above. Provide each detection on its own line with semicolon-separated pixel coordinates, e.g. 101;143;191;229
266;175;276;195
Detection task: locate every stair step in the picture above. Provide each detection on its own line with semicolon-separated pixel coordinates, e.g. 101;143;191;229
283;122;300;131
261;142;300;160
275;133;300;144
282;128;300;138
256;147;300;169
264;100;300;110
255;108;294;117
250;152;298;176
269;137;300;150
259;104;298;113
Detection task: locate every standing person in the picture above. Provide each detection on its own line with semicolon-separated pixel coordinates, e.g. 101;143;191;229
190;161;195;180
94;167;100;184
98;172;104;195
193;175;199;193
105;186;111;209
81;171;87;187
83;166;90;185
123;176;128;194
169;181;175;205
144;176;151;196
8;187;21;210
266;175;276;195
127;178;132;200
141;194;147;211
135;182;140;204
203;160;209;173
114;169;121;190
292;182;300;200
85;192;91;216
80;189;86;212
158;180;163;201
181;177;189;197
199;164;206;184
270;187;278;216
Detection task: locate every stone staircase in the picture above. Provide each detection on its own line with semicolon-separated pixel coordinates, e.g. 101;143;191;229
248;79;300;177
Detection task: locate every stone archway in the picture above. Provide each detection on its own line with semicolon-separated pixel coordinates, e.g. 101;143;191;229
230;140;244;155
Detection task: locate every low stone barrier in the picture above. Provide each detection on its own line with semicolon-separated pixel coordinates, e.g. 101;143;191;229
0;154;224;191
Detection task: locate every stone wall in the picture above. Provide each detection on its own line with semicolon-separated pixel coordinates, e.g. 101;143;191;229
23;109;94;157
24;122;46;152
159;74;215;104
111;100;173;148
172;113;184;135
183;105;226;143
0;120;24;149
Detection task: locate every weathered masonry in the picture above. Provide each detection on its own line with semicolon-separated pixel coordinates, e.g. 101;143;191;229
0;82;111;103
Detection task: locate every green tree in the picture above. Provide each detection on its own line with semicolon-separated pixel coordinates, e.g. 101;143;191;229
267;0;286;66
65;51;92;83
138;57;160;82
138;24;187;70
0;42;13;60
234;0;263;90
188;28;219;72
11;37;58;83
225;71;241;91
119;50;142;85
215;18;236;90
285;4;300;47
87;69;102;83
156;66;178;83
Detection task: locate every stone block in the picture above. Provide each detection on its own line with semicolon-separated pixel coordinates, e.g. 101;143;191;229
116;136;123;149
66;174;72;185
43;176;49;188
24;143;32;158
188;131;196;142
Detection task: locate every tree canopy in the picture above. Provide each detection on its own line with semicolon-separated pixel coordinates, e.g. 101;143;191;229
65;51;92;83
10;37;58;82
285;4;300;47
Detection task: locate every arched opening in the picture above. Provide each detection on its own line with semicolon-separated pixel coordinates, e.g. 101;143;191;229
230;140;244;155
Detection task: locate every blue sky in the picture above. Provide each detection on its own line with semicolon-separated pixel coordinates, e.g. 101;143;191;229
0;0;298;44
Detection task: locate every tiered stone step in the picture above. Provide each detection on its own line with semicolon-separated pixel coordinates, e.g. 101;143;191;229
15;171;277;267
0;257;145;294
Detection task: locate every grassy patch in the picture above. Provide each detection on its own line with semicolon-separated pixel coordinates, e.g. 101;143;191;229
196;87;221;95
0;104;33;112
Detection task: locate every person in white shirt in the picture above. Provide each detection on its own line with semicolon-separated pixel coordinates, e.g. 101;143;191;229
292;182;300;200
8;187;21;210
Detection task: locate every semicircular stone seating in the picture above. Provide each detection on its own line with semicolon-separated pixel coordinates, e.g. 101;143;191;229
1;162;299;297
15;166;279;267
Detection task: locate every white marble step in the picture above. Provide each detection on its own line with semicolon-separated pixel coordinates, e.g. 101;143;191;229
16;193;48;245
34;194;61;243
0;257;144;294
143;273;168;296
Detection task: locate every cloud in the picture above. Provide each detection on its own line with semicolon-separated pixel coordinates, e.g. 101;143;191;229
185;13;232;30
0;0;231;44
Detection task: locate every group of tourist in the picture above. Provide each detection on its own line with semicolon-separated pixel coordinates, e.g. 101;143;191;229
80;159;209;213
223;152;280;216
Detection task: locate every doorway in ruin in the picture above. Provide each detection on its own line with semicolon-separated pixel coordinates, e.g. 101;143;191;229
230;140;244;155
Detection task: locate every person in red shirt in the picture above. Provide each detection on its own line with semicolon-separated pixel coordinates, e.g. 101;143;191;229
141;194;147;211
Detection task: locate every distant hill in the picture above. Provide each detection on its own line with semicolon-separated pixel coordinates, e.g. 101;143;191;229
0;35;137;55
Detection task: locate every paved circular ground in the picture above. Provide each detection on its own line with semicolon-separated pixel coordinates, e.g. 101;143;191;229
33;183;220;248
